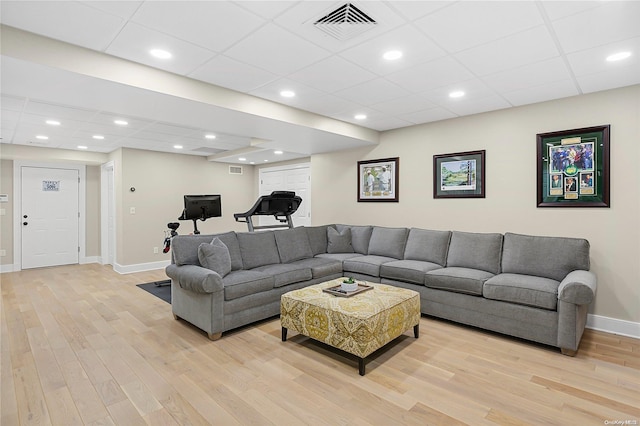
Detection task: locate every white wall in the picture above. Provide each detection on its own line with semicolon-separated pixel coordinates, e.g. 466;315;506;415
312;85;640;324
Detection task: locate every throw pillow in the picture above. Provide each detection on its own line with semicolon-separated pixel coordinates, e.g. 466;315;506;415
327;227;354;254
198;237;232;277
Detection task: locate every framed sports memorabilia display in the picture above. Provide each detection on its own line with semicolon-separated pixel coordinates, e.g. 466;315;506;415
433;150;485;199
537;125;610;208
357;157;399;202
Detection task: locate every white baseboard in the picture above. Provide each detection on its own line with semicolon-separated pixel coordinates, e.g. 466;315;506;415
81;256;100;264
113;260;170;274
0;263;15;273
587;314;640;339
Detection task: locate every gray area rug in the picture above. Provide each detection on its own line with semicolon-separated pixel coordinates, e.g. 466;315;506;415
136;281;171;304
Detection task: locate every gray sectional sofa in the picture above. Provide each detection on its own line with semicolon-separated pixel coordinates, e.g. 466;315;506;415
165;224;597;355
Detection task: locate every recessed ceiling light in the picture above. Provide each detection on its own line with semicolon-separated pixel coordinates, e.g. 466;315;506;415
274;150;283;155
354;114;367;120
114;119;128;126
205;134;216;139
173;145;183;149
264;160;269;162
280;90;295;98
36;135;49;140
449;91;465;98
92;135;105;140
77;145;88;150
250;162;255;165
239;157;247;161
383;50;403;61
606;51;631;62
45;120;60;126
150;48;172;59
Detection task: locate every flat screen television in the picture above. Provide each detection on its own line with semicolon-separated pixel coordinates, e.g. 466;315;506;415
180;194;222;221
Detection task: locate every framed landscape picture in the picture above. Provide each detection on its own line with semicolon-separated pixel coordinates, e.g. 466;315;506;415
433;150;485;198
536;125;610;208
357;157;399;202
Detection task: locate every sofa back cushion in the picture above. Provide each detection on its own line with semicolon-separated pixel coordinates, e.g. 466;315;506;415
198;238;232;277
327;227;354;253
404;228;451;266
446;231;503;274
305;225;329;255
368;227;408;259
237;231;281;269
172;232;243;270
336;224;373;254
275;227;313;263
501;232;590;281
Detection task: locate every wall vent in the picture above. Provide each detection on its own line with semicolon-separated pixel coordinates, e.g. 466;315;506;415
229;165;243;175
314;3;377;41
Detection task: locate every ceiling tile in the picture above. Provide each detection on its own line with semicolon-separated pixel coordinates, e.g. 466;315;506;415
334;78;410;106
502;79;579;107
223;23;331;76
540;1;601;21
567;36;640;77
444;94;512;117
370;95;437;116
552;1;640;53
288;56;377;94
248;78;328;108
130;1;266;52
576;62;640;94
189;55;279;93
386;56;474;93
400;107;457;125
386;1;451;21
414;1;543;53
106;23;217;75
482;57;572;93
80;1;142;20
338;25;446;76
0;1;125;50
454;25;559;77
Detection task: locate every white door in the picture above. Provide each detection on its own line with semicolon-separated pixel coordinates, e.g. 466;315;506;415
21;166;80;269
258;164;311;228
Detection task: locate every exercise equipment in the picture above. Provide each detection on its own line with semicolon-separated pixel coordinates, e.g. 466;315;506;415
234;191;302;232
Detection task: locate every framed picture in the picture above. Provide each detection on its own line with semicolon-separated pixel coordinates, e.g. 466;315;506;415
433;150;485;198
357;157;399;202
536;125;610;208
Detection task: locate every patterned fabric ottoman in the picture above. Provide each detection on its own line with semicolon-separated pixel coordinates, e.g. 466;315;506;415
280;279;420;375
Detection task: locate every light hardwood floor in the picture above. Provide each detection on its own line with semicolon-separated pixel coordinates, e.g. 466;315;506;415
1;264;638;425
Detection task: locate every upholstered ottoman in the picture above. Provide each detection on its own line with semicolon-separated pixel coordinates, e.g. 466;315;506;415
280;279;420;375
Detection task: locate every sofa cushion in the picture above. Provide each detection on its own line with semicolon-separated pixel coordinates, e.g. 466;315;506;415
237;231;280;269
305;225;329;255
197;238;231;277
484;273;560;310
501;233;591;282
404;228;451;266
368;227;409;259
446;231;503;275
222;270;274;301
426;267;494;295
171;232;242;270
275;227;313;263
380;260;442;285
336;225;373;254
327;227;354;253
343;255;396;277
251;263;313;288
289;257;343;279
316;253;363;262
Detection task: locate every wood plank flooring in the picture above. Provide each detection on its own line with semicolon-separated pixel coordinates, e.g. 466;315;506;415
1;264;639;425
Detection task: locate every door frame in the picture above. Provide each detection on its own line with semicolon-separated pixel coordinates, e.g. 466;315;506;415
13;160;86;271
100;161;115;266
258;162;311;226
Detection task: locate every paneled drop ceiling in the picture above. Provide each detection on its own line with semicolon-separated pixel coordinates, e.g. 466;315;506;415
1;1;639;164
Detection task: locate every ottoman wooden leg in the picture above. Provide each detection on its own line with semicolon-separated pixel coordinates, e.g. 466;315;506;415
414;324;419;338
282;327;288;342
359;358;366;376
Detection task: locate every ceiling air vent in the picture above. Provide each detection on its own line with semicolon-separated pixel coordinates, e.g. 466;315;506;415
314;3;377;41
229;165;243;175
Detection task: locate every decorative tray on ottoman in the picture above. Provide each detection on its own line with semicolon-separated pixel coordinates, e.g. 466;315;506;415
323;283;373;298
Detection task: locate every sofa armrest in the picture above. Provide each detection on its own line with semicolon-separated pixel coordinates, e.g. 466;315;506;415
165;264;223;294
557;270;596;305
